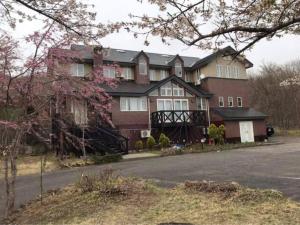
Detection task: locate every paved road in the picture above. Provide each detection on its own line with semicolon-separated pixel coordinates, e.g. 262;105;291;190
1;136;300;218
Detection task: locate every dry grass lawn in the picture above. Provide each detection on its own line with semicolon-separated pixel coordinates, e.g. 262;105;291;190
5;175;300;225
0;154;61;178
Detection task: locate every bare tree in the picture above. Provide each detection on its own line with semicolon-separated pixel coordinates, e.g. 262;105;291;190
249;61;300;129
124;0;300;54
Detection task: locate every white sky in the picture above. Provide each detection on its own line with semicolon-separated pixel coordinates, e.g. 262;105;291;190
10;0;300;72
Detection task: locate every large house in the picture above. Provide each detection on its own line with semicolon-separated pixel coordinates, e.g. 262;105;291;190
50;45;267;153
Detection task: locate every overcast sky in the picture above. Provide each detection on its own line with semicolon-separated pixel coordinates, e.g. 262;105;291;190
12;0;300;72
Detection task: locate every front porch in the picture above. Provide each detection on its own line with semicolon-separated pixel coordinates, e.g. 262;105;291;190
151;110;207;128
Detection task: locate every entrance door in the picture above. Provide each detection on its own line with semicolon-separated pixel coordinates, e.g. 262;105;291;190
239;121;254;143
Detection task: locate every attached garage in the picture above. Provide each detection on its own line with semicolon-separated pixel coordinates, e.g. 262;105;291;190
211;108;267;143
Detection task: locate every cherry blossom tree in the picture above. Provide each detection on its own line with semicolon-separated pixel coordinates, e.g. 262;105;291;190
125;0;300;54
0;0;119;217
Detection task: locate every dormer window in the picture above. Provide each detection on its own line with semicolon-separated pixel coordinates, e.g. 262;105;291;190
139;58;147;75
72;64;85;77
175;62;182;77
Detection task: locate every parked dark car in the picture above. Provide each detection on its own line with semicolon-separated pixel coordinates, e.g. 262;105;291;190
266;125;275;137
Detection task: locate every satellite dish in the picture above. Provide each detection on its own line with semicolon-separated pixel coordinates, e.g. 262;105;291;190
200;74;206;80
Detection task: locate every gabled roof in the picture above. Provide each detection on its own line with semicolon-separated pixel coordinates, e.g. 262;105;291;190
70;45;199;68
212;107;267;121
70;45;253;69
103;75;212;98
192;46;253;69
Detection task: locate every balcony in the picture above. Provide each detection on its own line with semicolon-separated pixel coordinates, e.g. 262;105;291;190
151;110;207;128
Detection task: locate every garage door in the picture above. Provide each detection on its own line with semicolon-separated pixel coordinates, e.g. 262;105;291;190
239;121;254;143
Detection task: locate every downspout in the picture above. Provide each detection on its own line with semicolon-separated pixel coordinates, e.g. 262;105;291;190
206;99;211;126
148;97;151;130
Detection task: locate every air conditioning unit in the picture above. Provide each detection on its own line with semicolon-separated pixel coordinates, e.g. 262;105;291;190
195;79;201;85
141;130;151;138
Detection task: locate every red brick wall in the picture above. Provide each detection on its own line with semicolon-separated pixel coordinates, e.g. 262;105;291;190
201;78;250;108
134;55;150;84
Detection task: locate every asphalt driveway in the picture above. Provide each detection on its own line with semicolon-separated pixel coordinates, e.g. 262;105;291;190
1;136;300;218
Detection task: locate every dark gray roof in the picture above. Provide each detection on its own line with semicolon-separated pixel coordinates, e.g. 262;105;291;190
192;46;253;69
70;45;253;69
71;45;199;68
212;108;267;121
102;75;212;98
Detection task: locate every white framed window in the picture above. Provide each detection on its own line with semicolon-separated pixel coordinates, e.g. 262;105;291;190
150;69;168;81
120;97;147;112
150;69;157;81
237;97;243;107
103;66;116;78
173;83;184;96
197;98;207;110
139;58;147;75
175;62;182;77
219;96;224;107
160;82;172;96
216;64;243;79
228;96;234;107
121;67;133;80
70;99;88;125
71;63;85;77
160;70;168;80
157;99;173;111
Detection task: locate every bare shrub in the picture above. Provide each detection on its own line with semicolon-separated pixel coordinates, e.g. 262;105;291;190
184;180;240;197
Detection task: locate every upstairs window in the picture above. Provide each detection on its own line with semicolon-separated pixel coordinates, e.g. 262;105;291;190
139;58;147;75
150;69;157;81
237;97;243;107
103;66;116;78
219;96;224;107
173;83;184;96
228;97;234;107
121;67;133;80
216;64;243;78
160;70;168;80
175;62;182;77
197;98;207;110
120;97;147;112
160;82;172;96
72;64;85;77
150;69;168;81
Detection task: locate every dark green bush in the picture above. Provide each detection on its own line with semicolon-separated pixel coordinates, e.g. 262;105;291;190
159;133;170;148
208;124;225;145
146;136;156;149
134;140;144;150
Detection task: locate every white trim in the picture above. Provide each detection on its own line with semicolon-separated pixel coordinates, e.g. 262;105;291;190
237;97;243;107
228;96;234;107
219;96;224;107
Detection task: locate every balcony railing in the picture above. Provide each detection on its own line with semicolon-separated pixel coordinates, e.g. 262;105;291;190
151;110;207;128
